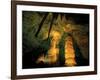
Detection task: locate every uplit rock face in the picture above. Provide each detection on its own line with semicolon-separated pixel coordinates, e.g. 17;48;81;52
46;31;61;65
36;54;45;64
64;36;77;66
36;31;61;65
64;23;89;60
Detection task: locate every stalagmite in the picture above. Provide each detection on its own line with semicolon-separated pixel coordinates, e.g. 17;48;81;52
64;36;77;66
46;31;61;65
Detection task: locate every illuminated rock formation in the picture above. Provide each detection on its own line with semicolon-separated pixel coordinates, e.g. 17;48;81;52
36;30;77;67
36;31;61;65
64;36;77;66
36;54;45;64
46;31;61;65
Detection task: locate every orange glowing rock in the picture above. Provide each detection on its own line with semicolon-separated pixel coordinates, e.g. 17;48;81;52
46;31;61;64
36;30;77;67
36;54;45;64
65;58;77;66
65;36;77;66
